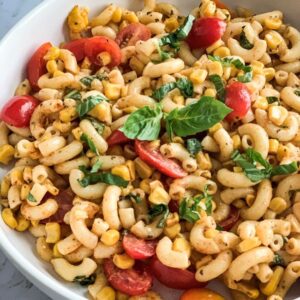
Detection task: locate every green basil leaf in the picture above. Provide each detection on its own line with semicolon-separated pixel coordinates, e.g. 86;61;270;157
85;117;105;135
208;55;232;67
125;193;142;204
156;43;172;62
64;89;82;101
73;274;96;286
267;96;280;104
27;193;37;203
80;74;108;87
91;159;102;173
216;224;224;231
294;90;300;97
76;94;107;118
121;105;163;141
149;204;169;228
176;78;194;98
237;71;253;83
165;96;232;138
239;28;254;50
78;165;89;175
152;82;177;101
209;74;225;101
272;253;285;267
245;148;271;169
179;200;200;223
205;196;213;215
271;162;298;177
80;133;99;155
186;138;202;156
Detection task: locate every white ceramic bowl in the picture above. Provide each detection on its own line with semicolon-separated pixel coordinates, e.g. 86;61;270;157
1;0;300;299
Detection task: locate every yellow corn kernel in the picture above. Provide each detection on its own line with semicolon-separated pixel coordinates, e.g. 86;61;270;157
253;96;269;110
119;20;129;31
134;158;154;179
189;69;208;85
164;15;179;32
149;186;170;205
204;88;217;97
125;160;135;181
277;144;289;161
260;266;284;296
53;243;63;258
113;253;135;270
0;144;15;165
269;139;279;154
206;39;224;54
163;223;181;239
46;60;58;74
10;169;23;186
207;61;223;76
59;107;78;123
20;184;31;200
45;222;61;243
67;5;89;33
2;208;17;229
204;228;219;239
173;95;185;105
97;51;111;66
129;57;144;75
268;106;288;126
232;134;241;149
101;229;120;246
246;194;255;206
265;32;282;50
213;46;231;58
269;197;287;214
53;70;65;77
251;61;264;75
196;152;212;170
166;212;179;227
112;7;122;23
209;123;222;134
116;291;129;300
72;127;83;140
236;237;261;253
264;17;282;30
1;177;10;198
16;214;30;232
139;179;151;194
111;165;131;181
103;82;121;100
233;166;243;173
44;46;60;61
173;237;191;256
122;10;138;23
200;0;216;17
263;68;276;82
96;286;116;300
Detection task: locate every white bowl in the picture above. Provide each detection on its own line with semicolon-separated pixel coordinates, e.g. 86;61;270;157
0;0;300;299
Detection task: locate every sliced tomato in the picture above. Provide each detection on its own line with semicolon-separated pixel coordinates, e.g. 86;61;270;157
62;38;88;61
103;259;153;296
218;206;240;231
107;130;131;146
186;17;226;49
225;81;251;122
116;23;152;48
135;140;187;179
27;42;52;91
180;288;225;300
0;96;39;128
84;36;121;67
40;189;74;224
150;256;205;290
123;234;157;260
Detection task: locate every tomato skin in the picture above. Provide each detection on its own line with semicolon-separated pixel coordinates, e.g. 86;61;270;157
0;96;39;128
62;38;88;61
150;256;206;290
213;0;229;9
123;234;157;260
103;259;153;296
116;23;152;48
84;36;121;67
187;17;226;49
218;206;240;231
225;81;251;122
27;42;52;91
180;288;225;300
135;140;187;179
107;130;131;146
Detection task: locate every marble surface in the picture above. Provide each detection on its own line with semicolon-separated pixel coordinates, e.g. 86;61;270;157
0;2;51;299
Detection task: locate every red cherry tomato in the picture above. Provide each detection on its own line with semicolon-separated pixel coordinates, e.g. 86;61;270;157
180;288;225;300
0;96;39;128
107;130;131;146
150;256;206;290
27;42;52;91
186;17;226;49
135;140;187;179
116;23;152;48
218;206;240;231
84;36;121;67
103;259;153;296
225;81;251;122
62;38;88;61
123;234;157;260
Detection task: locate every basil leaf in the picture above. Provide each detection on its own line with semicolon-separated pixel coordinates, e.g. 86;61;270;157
78;165;89;175
27;193;37;203
294;90;300;97
237;71;253;83
165;96;232;138
272;254;285;267
91;159;102;173
76;94;107;118
152;82;177;101
216;224;224;231
208;55;232;67
205;195;213;215
80;74;108;87
64;89;82;101
245;148;271;169
267;96;280;104
85;117;105;135
125;193;142;204
271;162;298;177
80;133;99;155
121;105;163;141
73;274;96;286
149;204;169;228
179;200;200;223
186;138;202;156
209;75;225;101
156;43;172;62
239;28;254;50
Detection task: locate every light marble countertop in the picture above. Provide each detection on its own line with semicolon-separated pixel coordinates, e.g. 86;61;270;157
0;1;51;299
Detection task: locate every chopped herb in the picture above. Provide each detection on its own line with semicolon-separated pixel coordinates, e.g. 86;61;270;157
272;253;285;267
149;204;169;228
80;74;108;87
237;71;253;83
267;96;280;104
239;27;254;50
186;138;202;156
91;159;102;173
80;133;99;155
64;89;82;101
125;193;142;204
156;43;172;62
216;224;224;231
152;82;177;101
73;274;96;286
85;117;105;135
209;74;225;101
27;193;37;203
76;94;107;118
294;90;300;97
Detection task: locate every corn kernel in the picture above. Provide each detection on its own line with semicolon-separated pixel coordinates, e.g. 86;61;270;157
125;160;135;181
16;214;30;232
263;68;276;82
232;134;241;149
119;20;129;31
10;169;23;186
209;123;223;134
1;177;10;198
213;46;231;58
149;186;170;205
45;222;61;243
103;82;121;100
173;95;185;105
96;286;116;300
268;106;288;126
163;223;181;239
189;69;208;84
23;166;33;183
233;166;243;173
166;212;179;227
67;5;89;33
53;243;63;258
129;57;144;75
112;7;122;23
72;127;83;140
207;61;223;76
20;184;31;200
59;107;77;123
251;61;264;75
269;139;279;154
101;229;120;246
236;237;261;253
260;266;284;296
134;158;154;179
265;32;282;50
196;152;212;170
97;51;112;66
200;0;216;17
206;39;224;54
46;60;58;74
44;47;60;61
123;10;138;23
173;237;191;256
139;179;151;194
164;15;179;32
277;144;289;161
111;165;131;181
2;208;17;229
113;253;135;269
253;96;269;110
264;17;282;30
0;144;15;165
246;194;255;206
269;197;287;214
204;228;219;239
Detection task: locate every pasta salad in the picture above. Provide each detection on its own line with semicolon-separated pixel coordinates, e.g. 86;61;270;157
1;0;300;299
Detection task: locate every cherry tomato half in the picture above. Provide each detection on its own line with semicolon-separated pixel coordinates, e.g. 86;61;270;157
84;36;121;67
187;17;226;49
180;288;225;300
225;81;251;122
103;259;153;296
27;42;52;91
116;23;152;48
123;234;157;260
0;96;39;128
218;206;240;231
62;38;88;61
107;130;131;146
150;256;205;290
135;140;187;179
